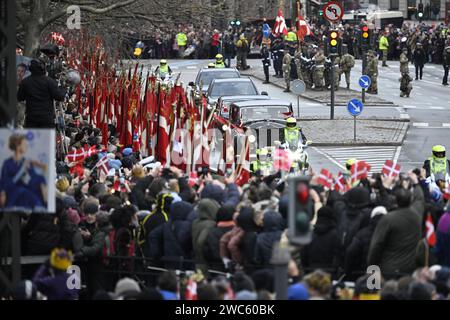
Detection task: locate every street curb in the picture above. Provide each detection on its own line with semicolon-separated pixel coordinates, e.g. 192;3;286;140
297;117;410;122
311;142;404;146
243;72;395;107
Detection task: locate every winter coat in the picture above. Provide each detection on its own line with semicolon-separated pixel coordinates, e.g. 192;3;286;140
17;71;65;125
191;199;220;265
255;212;284;267
200;182;240;208
203;221;235;267
220;226;245;264
236;207;260;273
434;212;450;267
33;264;78;300
130;176;154;210
413;48;427;66
344;214;384;278
301;209;340;272
368;186;425;278
22;212;78;255
148;201;194;268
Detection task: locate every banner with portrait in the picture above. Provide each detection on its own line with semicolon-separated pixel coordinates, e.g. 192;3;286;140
0;129;56;213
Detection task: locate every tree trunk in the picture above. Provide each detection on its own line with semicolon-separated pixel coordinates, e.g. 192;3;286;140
24;20;43;57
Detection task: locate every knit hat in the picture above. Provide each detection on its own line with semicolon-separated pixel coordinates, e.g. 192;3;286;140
83;199;99;215
132;166;145;179
50;248;73;271
56;177;70;192
115;277;141;298
288;283;309;300
96;211;110;228
200;183;224;204
67;208;81;225
122;148;133;157
371;206;388;219
109;159;122;170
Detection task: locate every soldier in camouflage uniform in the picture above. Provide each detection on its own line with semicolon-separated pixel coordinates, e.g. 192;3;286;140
312;49;325;90
399;48;413;97
282;49;292;92
332;56;341;91
339;45;355;89
366;50;378;94
294;45;304;81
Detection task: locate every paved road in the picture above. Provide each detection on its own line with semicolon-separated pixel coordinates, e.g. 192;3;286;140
137;58;450;174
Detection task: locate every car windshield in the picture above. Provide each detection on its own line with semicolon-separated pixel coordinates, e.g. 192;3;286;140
240;106;290;122
197;71;239;86
210;81;258;98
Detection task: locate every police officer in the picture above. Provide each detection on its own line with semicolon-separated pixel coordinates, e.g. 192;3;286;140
261;43;271;84
312;48;325;90
282;49;292;93
281;117;307;148
155;59;172;78
366;51;378;94
271;37;284;78
399;47;412;97
251;148;273;176
215;54;225;68
339;45;355;89
286;27;298;55
423;145;450;178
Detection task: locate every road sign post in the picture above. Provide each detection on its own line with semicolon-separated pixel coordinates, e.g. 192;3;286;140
330;56;335;120
358;75;371;105
347;98;364;142
291;79;306;118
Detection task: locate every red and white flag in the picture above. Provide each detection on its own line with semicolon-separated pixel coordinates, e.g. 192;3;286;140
351;161;371;183
184;278;198;300
382;160;401;178
188;172;199;188
95;155;110;177
296;15;312;40
425;213;437;247
66;147;86;163
273;149;292;172
317;169;333;189
273;9;288;36
334;172;348;193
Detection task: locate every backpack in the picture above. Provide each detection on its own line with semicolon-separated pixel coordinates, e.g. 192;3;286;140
345;54;355;68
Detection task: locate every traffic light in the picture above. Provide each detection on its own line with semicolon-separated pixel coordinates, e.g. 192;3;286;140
417;3;424;21
230;20;241;27
288;176;314;246
329;29;339;55
360;24;370;49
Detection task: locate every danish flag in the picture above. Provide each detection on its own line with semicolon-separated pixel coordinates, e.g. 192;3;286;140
296;15;312;40
317;169;333;189
351;161;371;182
425;213;436;247
382;160;401;178
273;149;292;172
273;9;288;36
95;155;110;177
334;171;348;192
184;278;198;300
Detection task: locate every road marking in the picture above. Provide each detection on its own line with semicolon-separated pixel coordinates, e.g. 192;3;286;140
393;146;402;164
443;123;450;127
430;106;444;110
316;146;398;173
412;122;429;127
186;66;197;69
400;113;410;119
404;105;417;109
413;127;450;129
312;147;346;171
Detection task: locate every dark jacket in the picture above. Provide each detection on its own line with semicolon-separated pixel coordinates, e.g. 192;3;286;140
17;68;65;124
130;176;154;210
344;214;384;279
301;207;340;273
192;199;220;265
255;211;283;267
203;221;235;268
236;207;260;273
22;213;78;255
200;183;240;208
413;47;427;66
368;186;425;278
148;201;193;268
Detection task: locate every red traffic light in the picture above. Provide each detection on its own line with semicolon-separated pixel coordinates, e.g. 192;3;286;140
362;25;369;32
296;183;309;204
330;31;338;39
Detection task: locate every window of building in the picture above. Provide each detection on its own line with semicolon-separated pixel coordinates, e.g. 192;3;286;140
390;0;399;10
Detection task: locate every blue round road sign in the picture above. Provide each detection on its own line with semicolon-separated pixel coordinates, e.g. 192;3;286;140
347;99;364;116
359;75;371;89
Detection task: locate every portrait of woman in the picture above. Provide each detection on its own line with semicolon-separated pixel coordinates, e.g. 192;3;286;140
0;133;48;211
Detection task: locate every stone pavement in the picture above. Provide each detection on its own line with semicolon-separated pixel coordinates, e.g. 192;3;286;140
241;67;395;106
299;118;409;146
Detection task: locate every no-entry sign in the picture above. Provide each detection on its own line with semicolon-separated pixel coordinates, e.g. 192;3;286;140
323;1;344;23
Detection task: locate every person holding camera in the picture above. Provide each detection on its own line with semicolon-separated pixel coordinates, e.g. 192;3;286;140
17;59;66;128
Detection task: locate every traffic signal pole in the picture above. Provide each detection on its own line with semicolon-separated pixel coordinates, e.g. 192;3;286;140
330;55;335;120
362;50;366;103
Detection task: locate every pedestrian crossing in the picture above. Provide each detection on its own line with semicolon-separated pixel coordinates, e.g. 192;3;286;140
315;146;400;173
